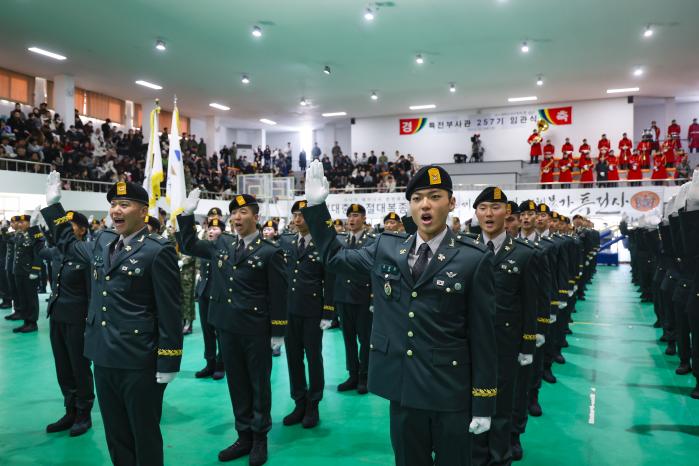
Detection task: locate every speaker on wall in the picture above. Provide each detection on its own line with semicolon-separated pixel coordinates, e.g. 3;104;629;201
627;96;634;104
351;118;356;124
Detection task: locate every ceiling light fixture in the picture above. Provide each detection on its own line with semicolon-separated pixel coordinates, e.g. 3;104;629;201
536;75;544;86
155;39;166;51
643;25;654;38
252;25;262;37
606;87;640;94
260;118;277;125
209;103;230;111
633;66;644;77
415;54;424;64
409;104;436;110
449;83;456;93
241;75;250;84
323;65;331;75
507;96;537;102
322;112;347;117
371;91;378;100
27;47;66;61
520;41;530;53
300;97;308;106
135;80;163;90
364;8;375;21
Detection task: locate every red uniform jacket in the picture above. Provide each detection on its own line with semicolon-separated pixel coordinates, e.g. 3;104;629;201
606;155;620;181
651;154;667;179
561;142;574;157
540;157;555;183
618;137;633;163
579;143;591;157
688;123;699;149
668;123;681;138
637;141;652;167
579;156;594;183
661;140;675;165
543;144;555;156
528;133;542;156
557;157;573;183
598;138;611;152
627;155;643;180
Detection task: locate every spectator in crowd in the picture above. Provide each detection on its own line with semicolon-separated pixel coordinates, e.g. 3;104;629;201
311;142;321;160
675;154;691;185
596;153;609;188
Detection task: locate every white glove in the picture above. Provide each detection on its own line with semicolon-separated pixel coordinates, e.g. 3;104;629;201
535;334;545;348
567;289;574;297
88;215;94;224
30;206;42;227
271;336;284;350
558;301;566;310
518;353;534;366
183;188;201;215
573;285;578;292
45;170;62;205
156;372;178;384
29;273;39;280
468;417;492;435
687;169;699;211
304;160;330;206
177;259;184;269
550;313;557;323
320;319;333;330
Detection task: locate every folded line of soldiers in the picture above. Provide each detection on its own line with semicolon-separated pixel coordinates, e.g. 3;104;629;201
624;175;699;399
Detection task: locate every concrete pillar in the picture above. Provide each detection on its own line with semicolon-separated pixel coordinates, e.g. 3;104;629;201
53;74;75;127
141;99;159;141
664;98;677;135
124;100;135;130
260;129;266;148
34;77;47;107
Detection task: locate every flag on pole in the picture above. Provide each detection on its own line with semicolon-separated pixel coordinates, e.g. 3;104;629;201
166;97;187;221
143;100;163;216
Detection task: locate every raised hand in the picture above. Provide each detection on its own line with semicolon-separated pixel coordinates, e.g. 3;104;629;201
183;188;201;215
30;206;42;227
304;160;330;206
45;171;62;206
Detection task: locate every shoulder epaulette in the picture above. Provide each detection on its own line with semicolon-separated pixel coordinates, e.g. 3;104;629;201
454;233;488;252
221;231;235;237
95;229;118;241
261;237;280;248
146;233;170;245
514;237;536;249
381;230;408;239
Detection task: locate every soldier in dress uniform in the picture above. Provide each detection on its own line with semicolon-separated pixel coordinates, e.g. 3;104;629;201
177;191;287;466
4;217;19;320
278;200;336;429
301;160;497;466
470;188;538;466
504;201;521;237
11;212;44;333
332;203;376;394
0;219;13;309
333;219;345;234
41;173;183;466
384;212;403;232
262;220;278;241
42;211;95;437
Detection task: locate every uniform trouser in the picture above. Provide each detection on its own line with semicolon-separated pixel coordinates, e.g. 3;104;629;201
5;269;15;304
50;319;94;410
336;301;372;376
529;321;550;403
197;297;222;365
285;313;324;402
390;401;471;466
673;281;691;364
473;351;518;466
218;329;272;434
511;358;534;435
661;281;677;341
94;365;167;466
685;292;699;380
0;266;8;301
14;274;38;323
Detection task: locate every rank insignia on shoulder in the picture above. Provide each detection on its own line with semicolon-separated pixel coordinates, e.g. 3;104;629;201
446;271;456;278
437;254;445;261
400;249;407;255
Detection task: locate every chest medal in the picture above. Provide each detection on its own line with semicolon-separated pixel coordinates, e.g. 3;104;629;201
384;281;392;297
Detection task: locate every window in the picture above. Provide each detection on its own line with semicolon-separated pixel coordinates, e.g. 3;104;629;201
0;67;34;105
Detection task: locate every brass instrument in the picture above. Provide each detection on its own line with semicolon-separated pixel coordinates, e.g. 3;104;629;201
531;119;549;144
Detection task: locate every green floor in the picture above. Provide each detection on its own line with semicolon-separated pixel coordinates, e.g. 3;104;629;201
1;265;698;465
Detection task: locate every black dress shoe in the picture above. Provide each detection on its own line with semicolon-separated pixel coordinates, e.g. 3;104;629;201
47;409;76;433
511;432;523;461
302;400;319;429
652;320;662;328
665;342;677;356
338;374;358;392
0;301;12;309
542;369;557;384
561;339;569;348
195;363;215;379
553;354;566;364
13;323;37;333
218;433;252;462
283;401;306;426
659;334;669;342
69;410;92;437
213;361;225;380
357;374;368;395
4;312;21;320
528;400;542;417
675;364;692;375
691;385;699;400
272;347;281;357
249;435;268;466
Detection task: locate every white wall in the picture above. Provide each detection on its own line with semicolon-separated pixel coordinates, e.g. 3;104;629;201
351;98;634;166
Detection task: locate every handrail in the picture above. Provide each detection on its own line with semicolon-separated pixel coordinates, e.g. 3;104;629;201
0;158;51;173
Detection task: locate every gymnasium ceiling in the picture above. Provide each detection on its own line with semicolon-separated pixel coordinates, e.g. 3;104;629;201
2;0;699;131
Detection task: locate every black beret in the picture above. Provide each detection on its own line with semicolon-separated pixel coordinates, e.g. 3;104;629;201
292;200;308;212
10;216;19;222
405;165;452;200
263;220;278;230
16;214;30;222
384;212;402;223
229;194;258;212
473;186;508;209
552;211;560;220
67;211;89;229
144;215;161;231
572;214;583;220
106;181;149;206
208;218;226;230
537;203;552;214
207;207;224;218
519;200;537;212
506;201;520;215
346;204;366;216
333;219;344;226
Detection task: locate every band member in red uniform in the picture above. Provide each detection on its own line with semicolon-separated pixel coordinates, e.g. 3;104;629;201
557;155;573;188
579;139;591;158
637;134;653;168
661;138;676;167
627;151;643;186
578;152;594;188
688;118;699;153
561;138;574;158
598;134;611;154
651;150;667;185
540;153;555;189
618;133;633;169
668;119;681;140
543;139;555;159
606;150;620;186
528;130;542;164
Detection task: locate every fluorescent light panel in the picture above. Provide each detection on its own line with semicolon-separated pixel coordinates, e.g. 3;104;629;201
322;112;347;117
259;118;277;125
209;103;230;110
135;80;162;90
606;87;639;94
507;96;537;102
28;47;66;60
409;104;436;110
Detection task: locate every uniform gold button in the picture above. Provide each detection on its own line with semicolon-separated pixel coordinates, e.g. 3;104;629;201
370;344;374;349
228;288;232;292
295;270;299;274
227;299;231;303
313;293;317;297
292;288;295;291
101;321;106;326
408;311;415;318
408;331;414;337
102;306;106;312
505;322;510;327
233;266;237;270
293;279;297;282
254;307;258;311
406;350;413;357
446;288;451;293
347;279;351;283
411;291;417;298
134;329;139;334
105;276;110;281
230;277;234;281
452;361;458;366
102;291;107;296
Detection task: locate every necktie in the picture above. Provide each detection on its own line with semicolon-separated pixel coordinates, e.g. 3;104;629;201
411;243;430;283
487;240;495;254
236;239;245;258
349;235;357;248
111;239;123;261
298;237;306;256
